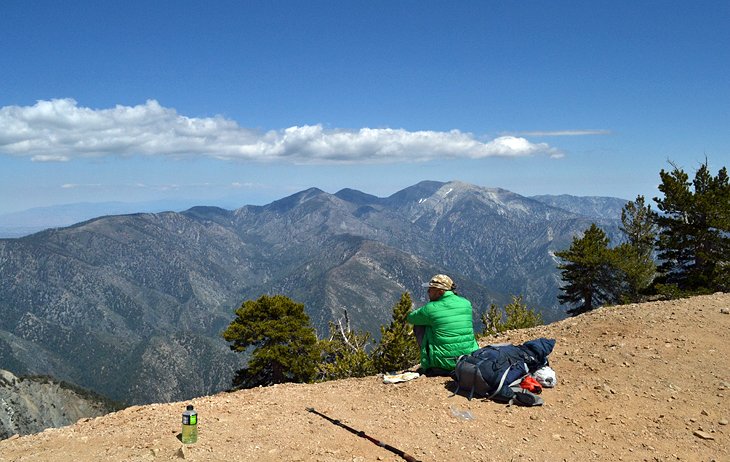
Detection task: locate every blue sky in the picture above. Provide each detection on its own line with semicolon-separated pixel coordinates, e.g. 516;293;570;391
1;1;728;216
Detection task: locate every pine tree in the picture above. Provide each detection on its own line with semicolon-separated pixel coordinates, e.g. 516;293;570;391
480;295;543;337
612;242;656;303
614;195;657;302
502;295;543;331
654;161;730;292
371;292;419;373
555;223;617;315
621;195;656;258
222;294;320;389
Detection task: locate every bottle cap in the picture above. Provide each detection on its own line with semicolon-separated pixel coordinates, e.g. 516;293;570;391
187;404;194;410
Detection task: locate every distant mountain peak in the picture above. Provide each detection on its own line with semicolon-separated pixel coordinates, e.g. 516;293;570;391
385;180;446;205
266;187;329;212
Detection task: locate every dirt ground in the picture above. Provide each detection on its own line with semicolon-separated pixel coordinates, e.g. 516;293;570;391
1;293;728;462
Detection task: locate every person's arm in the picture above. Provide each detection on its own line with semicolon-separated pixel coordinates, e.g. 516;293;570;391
407;303;432;326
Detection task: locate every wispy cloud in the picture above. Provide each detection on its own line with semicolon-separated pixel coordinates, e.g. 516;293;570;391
507;129;612;137
231;182;259;188
32;154;70;162
61;183;102;189
1;99;561;163
62;181;252;192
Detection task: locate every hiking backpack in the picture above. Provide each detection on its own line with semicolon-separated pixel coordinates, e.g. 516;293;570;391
453;338;555;402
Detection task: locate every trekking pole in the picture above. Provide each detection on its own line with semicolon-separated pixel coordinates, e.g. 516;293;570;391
306;407;421;462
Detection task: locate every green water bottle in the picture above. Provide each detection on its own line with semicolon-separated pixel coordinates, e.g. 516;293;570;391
181;404;198;444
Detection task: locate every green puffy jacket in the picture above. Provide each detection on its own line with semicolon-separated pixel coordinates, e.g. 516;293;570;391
407;291;479;371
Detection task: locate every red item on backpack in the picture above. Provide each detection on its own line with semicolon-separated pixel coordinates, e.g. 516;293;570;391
520;376;543;394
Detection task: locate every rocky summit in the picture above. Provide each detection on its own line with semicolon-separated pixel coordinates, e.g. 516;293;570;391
0;293;727;461
0;181;623;405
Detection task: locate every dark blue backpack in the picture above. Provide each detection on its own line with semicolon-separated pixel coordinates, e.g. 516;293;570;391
453;338;555;401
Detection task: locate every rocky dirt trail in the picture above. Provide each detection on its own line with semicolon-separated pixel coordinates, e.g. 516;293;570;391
1;293;728;462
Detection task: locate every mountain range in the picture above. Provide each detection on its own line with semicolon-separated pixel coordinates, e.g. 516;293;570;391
0;180;626;405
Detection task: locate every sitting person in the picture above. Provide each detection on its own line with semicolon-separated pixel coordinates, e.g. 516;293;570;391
407;274;479;376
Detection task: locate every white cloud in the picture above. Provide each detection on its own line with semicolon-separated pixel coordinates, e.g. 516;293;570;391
1;99;561;163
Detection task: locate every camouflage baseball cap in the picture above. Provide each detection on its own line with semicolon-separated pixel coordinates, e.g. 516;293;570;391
421;274;454;291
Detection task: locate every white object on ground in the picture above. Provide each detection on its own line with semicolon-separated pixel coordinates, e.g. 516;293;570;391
382;372;420;384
